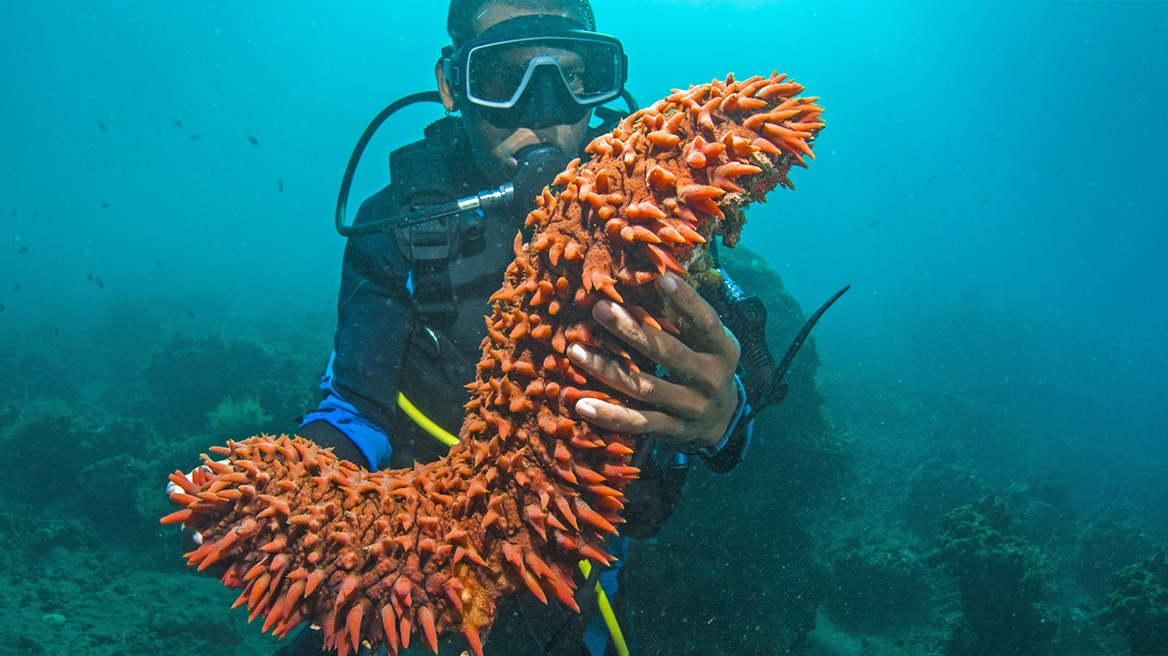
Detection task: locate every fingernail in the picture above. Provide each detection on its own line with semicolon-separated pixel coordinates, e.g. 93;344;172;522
657;272;678;295
576;399;597;418
594;300;614;321
567;342;587;364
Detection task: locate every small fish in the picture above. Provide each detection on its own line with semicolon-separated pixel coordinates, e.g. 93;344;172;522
246;134;259;146
12;285;20;292
9;210;14;216
189;134;200;141
278;179;284;192
86;274;93;281
98;121;107;132
55;328;59;336
0;303;4;311
30;211;35;220
156;259;161;267
868;221;878;227
188;311;196;318
19;246;28;254
173;120;183;128
95;277;104;289
101;203;110;208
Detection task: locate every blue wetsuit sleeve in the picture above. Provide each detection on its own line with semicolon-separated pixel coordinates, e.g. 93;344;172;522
301;193;414;472
300;352;395;471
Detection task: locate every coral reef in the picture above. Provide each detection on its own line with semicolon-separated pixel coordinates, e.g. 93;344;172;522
827;534;933;631
140;333;313;437
0;397;206;554
929;494;1056;655
0;544;280;656
1074;501;1159;599
207;396;275;437
1102;551;1168;655
905;458;989;534
164;72;824;656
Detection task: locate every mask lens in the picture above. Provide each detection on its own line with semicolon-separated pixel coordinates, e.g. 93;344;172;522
466;36;622;108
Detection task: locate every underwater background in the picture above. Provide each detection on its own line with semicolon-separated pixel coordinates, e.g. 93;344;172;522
2;0;1166;654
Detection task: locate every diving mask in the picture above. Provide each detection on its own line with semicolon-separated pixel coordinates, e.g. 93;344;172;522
443;15;627;127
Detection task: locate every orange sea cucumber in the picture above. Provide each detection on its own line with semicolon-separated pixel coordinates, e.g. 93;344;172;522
162;72;824;656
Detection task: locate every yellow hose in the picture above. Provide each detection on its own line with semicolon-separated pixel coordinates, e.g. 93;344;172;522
578;560;631;656
396;392;460;447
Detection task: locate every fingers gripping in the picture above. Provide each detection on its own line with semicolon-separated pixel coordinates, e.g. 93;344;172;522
567;273;743;446
656;273;740;363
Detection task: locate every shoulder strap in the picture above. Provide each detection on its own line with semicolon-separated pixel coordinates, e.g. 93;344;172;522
389;117;478;328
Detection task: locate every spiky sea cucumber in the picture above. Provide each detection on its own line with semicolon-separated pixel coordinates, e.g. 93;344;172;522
163;72;824;656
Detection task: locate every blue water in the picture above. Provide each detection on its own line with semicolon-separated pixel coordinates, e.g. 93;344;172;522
2;0;1166;653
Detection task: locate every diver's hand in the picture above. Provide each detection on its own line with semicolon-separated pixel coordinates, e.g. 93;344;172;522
568;272;740;450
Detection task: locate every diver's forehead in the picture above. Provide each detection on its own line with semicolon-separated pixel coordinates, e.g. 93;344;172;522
472;3;581;36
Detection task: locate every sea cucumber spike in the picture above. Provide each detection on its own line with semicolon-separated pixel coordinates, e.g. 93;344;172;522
699;138;727;160
249;572;271;609
262;596;287;633
260;534;286;553
655;224;688;245
626;201;668;221
380;605;399;654
647;130;681;148
577;542;615;565
399;615;411;650
604;441;636;456
575;498;617;534
627;304;664;330
462;625;484;656
419;606;438;653
232;590;249;609
757;81;805;99
160;508;193;524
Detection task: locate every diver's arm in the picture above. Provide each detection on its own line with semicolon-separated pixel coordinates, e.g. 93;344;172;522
297;420;370;468
297;228;414;472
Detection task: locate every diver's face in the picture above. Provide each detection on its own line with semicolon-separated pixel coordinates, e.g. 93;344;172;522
459;3;593;186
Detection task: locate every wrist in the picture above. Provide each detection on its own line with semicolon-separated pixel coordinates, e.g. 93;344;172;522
676;376;747;456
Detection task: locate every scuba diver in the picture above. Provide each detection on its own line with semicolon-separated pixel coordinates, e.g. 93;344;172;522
216;0;845;653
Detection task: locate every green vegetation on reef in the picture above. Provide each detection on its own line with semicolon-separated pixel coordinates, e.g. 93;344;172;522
207;396;274;437
140;333;314;437
1102;551;1168;654
930;494;1056;656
